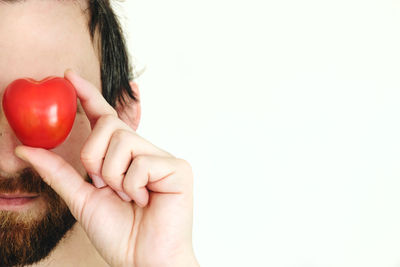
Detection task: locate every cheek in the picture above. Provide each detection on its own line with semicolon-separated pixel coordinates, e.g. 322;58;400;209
51;114;91;176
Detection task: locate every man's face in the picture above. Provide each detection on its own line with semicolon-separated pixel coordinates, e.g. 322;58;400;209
0;0;100;265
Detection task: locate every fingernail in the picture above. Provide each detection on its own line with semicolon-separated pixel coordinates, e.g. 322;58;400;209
65;68;74;75
117;191;131;202
91;174;106;189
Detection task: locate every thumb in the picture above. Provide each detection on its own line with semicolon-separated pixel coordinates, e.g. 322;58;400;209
14;145;95;221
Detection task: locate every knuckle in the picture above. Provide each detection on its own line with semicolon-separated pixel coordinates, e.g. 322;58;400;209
80;147;91;162
111;129;131;142
177;158;193;176
80;147;100;164
122;157;147;193
122;175;135;194
132;155;148;168
176;158;194;187
101;171;122;190
97;114;116;126
52;158;69;176
46;158;69;186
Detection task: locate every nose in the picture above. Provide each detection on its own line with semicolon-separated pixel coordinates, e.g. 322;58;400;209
0;113;31;176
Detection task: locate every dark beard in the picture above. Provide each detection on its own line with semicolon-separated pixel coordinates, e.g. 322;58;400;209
0;167;85;267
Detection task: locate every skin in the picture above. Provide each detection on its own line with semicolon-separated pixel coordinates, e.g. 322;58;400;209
0;0;198;266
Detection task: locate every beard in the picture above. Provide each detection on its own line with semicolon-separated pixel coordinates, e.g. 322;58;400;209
0;167;89;267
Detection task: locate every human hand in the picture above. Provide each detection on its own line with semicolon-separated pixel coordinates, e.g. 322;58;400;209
14;69;198;267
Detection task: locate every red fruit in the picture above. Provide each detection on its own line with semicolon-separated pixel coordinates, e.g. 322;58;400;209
2;76;77;149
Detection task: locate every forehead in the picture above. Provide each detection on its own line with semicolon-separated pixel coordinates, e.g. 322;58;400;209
0;0;100;90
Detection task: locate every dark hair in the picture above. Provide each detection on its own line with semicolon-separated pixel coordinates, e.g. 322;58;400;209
0;0;134;107
87;0;138;108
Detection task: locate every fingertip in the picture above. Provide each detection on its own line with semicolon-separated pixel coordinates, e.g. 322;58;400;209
91;174;107;189
14;145;26;161
64;68;75;78
117;191;132;202
15;146;50;163
136;200;147;208
64;69;82;86
133;188;149;208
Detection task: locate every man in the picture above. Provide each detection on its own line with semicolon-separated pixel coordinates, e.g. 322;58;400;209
0;0;198;266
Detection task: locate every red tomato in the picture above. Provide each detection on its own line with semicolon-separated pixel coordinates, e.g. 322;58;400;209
2;76;77;149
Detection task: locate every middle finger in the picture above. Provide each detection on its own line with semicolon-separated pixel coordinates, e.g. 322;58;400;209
80;115;170;181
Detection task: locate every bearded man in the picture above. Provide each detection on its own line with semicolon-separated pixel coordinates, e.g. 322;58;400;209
0;0;198;266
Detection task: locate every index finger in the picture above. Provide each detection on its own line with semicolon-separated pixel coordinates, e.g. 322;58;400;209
64;69;117;128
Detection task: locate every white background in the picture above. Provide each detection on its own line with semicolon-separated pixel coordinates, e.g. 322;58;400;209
114;1;400;266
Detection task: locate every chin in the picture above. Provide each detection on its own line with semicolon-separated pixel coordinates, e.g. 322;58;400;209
0;192;76;266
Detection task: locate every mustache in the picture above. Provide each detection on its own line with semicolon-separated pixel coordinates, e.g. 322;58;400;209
0;168;47;194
